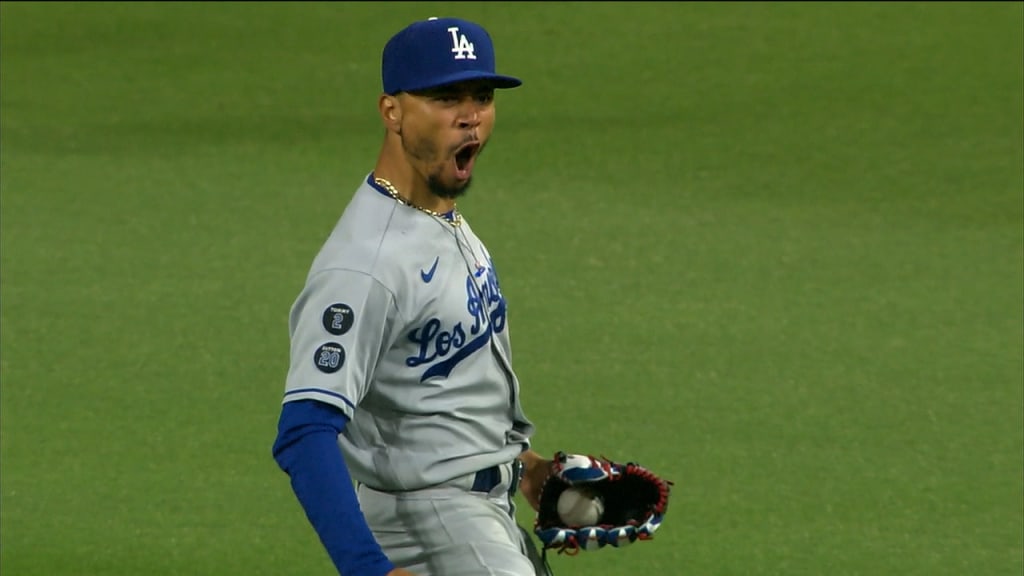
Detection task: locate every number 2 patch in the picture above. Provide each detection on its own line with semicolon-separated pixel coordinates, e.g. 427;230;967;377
313;342;346;373
322;303;354;336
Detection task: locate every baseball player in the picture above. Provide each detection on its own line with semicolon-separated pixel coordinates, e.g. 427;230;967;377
271;17;555;576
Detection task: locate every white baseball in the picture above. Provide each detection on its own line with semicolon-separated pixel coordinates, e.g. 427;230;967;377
556;487;604;526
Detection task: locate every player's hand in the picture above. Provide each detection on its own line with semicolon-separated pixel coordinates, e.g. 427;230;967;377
517;450;553;511
387;569;419;576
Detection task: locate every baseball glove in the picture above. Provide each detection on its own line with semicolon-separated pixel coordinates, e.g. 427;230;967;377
534;451;673;554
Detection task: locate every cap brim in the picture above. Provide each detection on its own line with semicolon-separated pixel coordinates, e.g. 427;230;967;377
398;70;522;93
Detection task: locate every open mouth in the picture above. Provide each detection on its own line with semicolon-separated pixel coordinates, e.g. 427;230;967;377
454;141;481;177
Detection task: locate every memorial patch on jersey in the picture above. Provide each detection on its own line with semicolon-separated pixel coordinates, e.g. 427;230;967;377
322;303;354;335
313;342;346;373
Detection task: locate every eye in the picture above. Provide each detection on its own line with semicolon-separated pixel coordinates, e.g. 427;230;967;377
475;91;495;104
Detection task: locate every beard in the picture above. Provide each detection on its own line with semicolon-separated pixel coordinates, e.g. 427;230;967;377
426;172;471;199
400;131;483;200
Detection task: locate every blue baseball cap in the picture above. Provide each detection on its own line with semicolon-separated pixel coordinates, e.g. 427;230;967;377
382;17;522;95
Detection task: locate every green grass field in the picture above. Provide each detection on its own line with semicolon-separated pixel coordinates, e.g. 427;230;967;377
2;2;1021;575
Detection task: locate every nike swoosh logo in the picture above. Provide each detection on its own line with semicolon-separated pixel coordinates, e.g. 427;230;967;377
420;256;439;283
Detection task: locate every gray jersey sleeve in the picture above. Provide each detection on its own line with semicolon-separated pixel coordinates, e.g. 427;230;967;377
282;267;399;419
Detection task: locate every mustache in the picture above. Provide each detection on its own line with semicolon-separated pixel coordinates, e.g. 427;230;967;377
450;132;482;154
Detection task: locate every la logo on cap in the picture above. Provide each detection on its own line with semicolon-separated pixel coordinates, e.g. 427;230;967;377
428;16;475;61
448;26;476;60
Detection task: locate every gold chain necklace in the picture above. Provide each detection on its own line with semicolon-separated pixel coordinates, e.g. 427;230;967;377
374;177;462;227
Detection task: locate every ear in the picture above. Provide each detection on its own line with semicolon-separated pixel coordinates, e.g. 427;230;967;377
379;94;402;133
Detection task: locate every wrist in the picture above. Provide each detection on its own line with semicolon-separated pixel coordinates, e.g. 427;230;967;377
518;449;550;472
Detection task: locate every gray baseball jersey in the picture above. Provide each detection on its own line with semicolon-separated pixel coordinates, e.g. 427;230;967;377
282;174;535;491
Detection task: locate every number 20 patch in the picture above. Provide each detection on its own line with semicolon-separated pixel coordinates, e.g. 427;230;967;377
313;342;346;373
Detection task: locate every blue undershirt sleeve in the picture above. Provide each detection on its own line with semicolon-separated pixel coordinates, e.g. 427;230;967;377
272;399;395;576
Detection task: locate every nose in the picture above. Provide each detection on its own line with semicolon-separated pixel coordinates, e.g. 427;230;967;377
457;99;482;129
